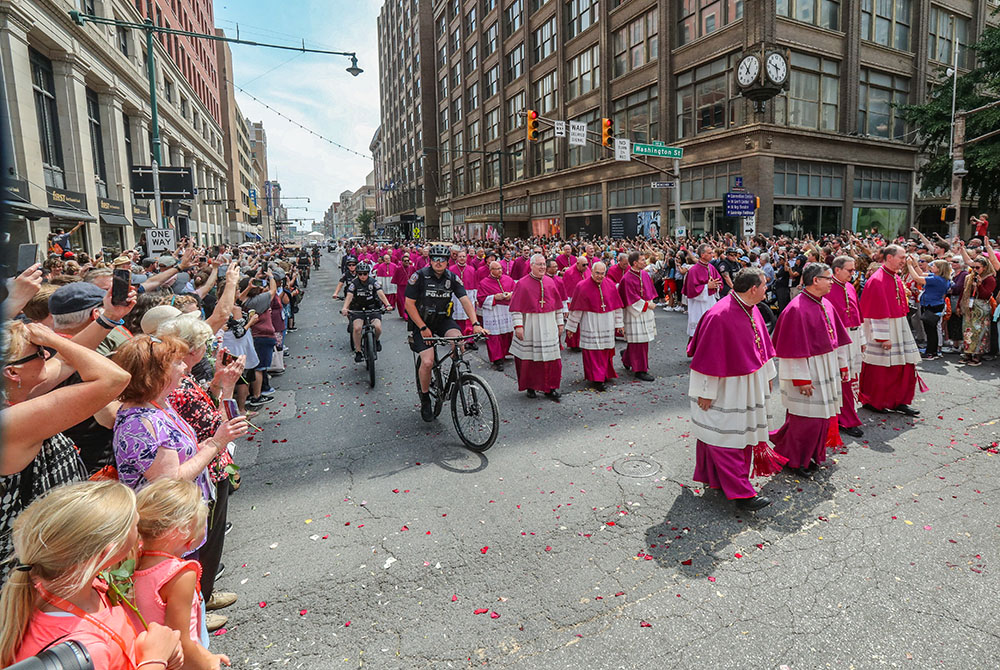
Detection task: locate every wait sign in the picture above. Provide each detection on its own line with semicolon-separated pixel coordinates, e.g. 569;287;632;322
147;228;176;255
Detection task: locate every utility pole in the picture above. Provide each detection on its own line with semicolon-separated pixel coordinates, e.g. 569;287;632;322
949;114;966;239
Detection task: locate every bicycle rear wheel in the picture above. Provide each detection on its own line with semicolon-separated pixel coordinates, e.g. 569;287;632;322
450;373;499;451
364;329;376;387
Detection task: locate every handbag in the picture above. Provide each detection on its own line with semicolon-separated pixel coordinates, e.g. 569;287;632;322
268;346;285;373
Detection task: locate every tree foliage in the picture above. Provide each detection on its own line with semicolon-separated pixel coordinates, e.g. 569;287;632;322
901;21;1000;208
356;209;375;237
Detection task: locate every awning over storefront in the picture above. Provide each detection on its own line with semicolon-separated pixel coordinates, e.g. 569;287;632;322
100;213;131;227
4;200;52;220
133;216;155;228
244;231;262;240
48;206;97;222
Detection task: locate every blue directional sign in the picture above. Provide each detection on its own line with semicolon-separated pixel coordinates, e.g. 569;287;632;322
724;192;757;217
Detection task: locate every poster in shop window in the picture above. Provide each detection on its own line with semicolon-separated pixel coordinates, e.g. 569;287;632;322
609;210;660;239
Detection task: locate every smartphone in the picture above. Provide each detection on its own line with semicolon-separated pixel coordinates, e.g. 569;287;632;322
16;244;38;273
219;349;235;366
222;398;239;421
112;268;131;305
258;279;268;288
199;255;207;263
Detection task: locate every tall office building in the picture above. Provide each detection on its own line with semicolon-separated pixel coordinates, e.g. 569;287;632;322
376;0;441;238
377;0;996;240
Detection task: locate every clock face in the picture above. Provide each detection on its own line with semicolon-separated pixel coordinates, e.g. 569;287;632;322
737;55;760;87
766;53;788;85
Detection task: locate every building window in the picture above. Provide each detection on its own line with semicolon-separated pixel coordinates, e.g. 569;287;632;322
680;160;742;202
504;0;523;38
678;0;743;45
452;62;462;88
485;153;501;189
777;0;840;31
505;43;525;82
30;49;64;188
928;7;972;69
485;65;500;99
486;107;501;142
454;130;464;153
117;26;130;56
86;89;107;197
440;107;450;132
507;91;526;129
566;45;599;100
612;10;658;77
485;0;498;12
612;86;659;144
436;12;447;39
853;167;910;202
565;184;602;211
123;113;134;168
860;0;911;51
484;21;499;56
774;53;839;132
532;16;557;63
469;120;481;149
857;68;909;140
532;70;558;113
467;82;480;111
532;130;557;175
567;110;600;167
774;159;844;199
466;43;479;72
566;0;599;40
451;28;461;56
510;140;525;180
470;160;481;191
439;74;449;99
676;55;743;138
466;6;478;35
608;176;660;208
531;191;560;215
439;43;448;68
455;166;465;195
164;78;174;103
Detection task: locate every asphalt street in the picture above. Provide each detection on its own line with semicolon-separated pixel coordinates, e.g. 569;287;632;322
213;256;1000;669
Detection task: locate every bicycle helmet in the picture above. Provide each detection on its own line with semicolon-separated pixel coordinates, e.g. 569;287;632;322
356;261;373;274
428;244;450;261
345;255;358;265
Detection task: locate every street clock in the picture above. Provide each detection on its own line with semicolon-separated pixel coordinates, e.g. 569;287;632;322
736;55;761;87
735;45;790;110
765;52;788;86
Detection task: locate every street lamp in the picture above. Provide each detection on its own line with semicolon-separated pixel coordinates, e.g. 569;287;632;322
346;55;363;77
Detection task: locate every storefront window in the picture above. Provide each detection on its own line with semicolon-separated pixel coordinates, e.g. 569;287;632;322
773;204;842;237
852;206;907;238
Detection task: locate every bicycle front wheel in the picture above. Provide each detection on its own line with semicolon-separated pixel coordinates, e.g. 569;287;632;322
364;330;376;387
450;373;499;452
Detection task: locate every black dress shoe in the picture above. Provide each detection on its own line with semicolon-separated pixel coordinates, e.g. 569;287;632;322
525;389;537;398
635;371;654;382
492;361;504;371
735;495;772;511
862;403;887;414
790;467;814;479
840;425;864;438
894;404;920;416
544;390;561;402
593;381;605;392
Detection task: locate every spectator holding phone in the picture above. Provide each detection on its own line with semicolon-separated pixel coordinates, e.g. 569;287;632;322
240;271;277;408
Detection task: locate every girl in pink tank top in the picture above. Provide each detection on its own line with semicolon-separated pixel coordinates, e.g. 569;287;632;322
134;480;230;670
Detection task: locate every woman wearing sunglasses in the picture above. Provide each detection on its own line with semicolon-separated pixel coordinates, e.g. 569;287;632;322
1;321;132;567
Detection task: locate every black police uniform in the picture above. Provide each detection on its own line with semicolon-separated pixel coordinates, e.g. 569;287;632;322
717;257;741;297
404;266;467;352
346;276;383;315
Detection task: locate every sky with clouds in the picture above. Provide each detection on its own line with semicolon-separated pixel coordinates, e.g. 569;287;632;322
214;1;382;228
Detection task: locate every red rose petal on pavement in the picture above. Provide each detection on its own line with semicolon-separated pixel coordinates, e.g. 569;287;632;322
474;608;489;615
708;576;716;582
545;546;552;552
640;621;652;628
299;609;307;616
400;526;408;531
345;621;351;627
490;611;501;619
212;628;227;636
480;546;489;554
606;521;615;526
614;591;625;597
258;601;266;608
392;489;399;493
734;553;742;558
452;595;458;602
681;559;693;566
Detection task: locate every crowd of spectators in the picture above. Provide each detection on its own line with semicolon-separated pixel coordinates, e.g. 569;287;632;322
1;238;312;669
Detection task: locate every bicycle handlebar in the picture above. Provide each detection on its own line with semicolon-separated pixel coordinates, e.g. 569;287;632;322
423;333;487;344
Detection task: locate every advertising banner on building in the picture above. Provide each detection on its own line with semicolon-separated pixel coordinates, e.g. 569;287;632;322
531;217;561;237
609;210;661;239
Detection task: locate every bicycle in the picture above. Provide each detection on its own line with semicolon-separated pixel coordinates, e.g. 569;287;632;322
412;333;499;452
349;308;385;387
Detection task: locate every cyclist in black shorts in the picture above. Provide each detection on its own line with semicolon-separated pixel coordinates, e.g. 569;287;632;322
341;261;392;362
404;244;485;421
333;255;359;299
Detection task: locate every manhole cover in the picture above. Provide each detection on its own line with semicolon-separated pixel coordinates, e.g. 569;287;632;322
612;456;660;478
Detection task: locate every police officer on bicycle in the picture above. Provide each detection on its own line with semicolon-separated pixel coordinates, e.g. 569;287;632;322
341;261;391;362
404;244;485;421
333;255;359;299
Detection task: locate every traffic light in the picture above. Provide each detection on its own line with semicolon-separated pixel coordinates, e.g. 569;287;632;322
755;196;760;210
526;110;539;142
941;206;957;222
601;118;614;148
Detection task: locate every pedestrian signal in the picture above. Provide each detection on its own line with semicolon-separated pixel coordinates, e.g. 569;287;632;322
941;206;957;222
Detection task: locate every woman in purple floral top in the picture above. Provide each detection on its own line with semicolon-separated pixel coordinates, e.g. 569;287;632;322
112;335;247;503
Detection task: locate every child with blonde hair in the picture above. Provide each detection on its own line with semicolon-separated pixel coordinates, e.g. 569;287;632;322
133;479;230;670
0;480;181;670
